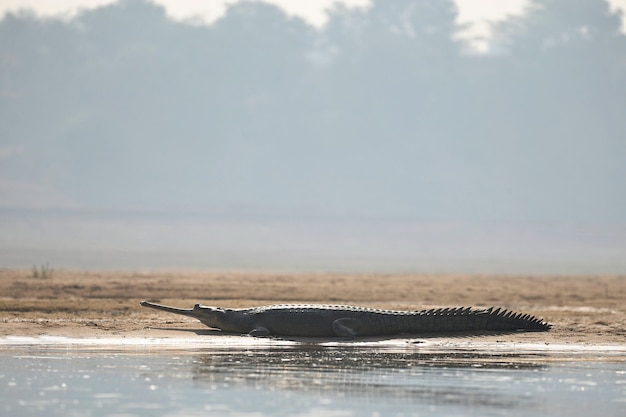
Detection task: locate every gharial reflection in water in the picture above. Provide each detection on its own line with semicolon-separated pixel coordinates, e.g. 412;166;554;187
192;347;547;409
1;346;625;417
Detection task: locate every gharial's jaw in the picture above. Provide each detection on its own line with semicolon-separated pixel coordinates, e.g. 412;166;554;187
140;301;225;328
141;300;206;319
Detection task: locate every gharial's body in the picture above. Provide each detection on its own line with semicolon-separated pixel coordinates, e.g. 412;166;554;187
140;301;551;338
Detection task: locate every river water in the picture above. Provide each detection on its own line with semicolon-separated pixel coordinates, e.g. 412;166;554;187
1;342;625;417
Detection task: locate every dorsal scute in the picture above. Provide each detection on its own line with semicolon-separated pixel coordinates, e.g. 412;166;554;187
243;304;493;317
246;304;416;315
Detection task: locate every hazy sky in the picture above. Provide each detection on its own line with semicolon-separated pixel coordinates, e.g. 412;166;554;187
4;0;625;29
2;0;625;51
0;0;524;26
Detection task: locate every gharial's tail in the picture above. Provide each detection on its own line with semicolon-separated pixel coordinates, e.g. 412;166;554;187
479;307;552;332
409;306;551;333
140;300;205;319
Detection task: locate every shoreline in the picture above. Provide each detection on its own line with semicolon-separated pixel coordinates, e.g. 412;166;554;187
2;335;625;364
1;270;624;361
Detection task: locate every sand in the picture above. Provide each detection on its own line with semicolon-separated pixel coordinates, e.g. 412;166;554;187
1;270;625;357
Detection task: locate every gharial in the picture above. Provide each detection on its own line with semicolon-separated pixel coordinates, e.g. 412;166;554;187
140;301;551;338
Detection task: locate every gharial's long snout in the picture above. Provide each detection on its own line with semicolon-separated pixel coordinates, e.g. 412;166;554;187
140;300;203;319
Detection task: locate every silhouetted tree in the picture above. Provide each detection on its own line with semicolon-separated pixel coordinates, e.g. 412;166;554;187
319;0;481;216
487;0;626;221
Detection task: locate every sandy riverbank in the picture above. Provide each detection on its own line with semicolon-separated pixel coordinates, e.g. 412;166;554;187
1;270;624;349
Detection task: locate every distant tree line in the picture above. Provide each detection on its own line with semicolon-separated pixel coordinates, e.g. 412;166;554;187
1;0;625;222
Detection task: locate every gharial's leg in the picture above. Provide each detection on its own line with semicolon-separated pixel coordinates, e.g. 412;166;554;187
332;318;360;339
248;326;271;337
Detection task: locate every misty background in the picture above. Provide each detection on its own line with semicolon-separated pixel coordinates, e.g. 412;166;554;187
1;0;625;273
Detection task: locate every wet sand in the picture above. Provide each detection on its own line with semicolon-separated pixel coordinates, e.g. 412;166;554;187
1;270;625;356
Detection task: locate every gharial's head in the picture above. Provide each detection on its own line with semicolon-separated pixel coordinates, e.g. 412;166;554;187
191;304;227;328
